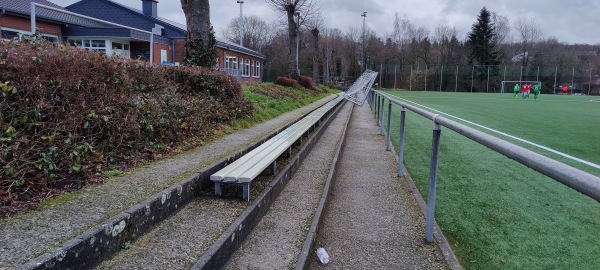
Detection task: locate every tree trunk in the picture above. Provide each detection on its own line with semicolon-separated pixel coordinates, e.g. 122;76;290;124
311;28;319;83
181;0;216;67
286;5;299;79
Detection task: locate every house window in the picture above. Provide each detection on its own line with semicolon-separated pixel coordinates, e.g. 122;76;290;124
242;58;251;77
1;30;21;40
1;27;58;43
68;39;107;53
225;55;238;71
253;61;261;78
111;41;130;58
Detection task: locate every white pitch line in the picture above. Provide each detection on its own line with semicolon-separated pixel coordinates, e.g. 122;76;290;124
395;97;600;171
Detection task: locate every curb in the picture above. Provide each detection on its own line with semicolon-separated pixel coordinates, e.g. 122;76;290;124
22;96;339;270
190;99;347;270
295;101;354;269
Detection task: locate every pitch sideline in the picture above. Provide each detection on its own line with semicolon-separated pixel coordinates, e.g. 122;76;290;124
394;96;600;171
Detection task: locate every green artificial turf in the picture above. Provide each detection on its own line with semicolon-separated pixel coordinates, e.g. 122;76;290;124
380;91;600;269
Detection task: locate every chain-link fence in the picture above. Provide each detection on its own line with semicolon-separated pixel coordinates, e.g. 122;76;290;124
372;64;600;95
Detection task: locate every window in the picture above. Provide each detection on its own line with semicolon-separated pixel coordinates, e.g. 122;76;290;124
68;38;107;53
1;27;58;43
110;41;131;58
253;61;261;78
225;55;238;71
242;58;251;77
112;42;129;50
1;30;21;41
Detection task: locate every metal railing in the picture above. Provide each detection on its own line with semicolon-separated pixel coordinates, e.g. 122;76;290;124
367;90;600;242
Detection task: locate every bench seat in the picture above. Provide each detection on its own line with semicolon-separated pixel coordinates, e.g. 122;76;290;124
211;95;344;201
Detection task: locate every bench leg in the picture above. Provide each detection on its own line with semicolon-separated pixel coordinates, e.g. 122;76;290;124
287;146;292;158
215;182;222;197
269;161;277;175
242;184;250;202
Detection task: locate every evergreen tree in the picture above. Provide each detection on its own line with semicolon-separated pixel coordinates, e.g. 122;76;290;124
467;7;500;66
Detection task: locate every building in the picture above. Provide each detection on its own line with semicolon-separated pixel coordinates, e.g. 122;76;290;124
0;0;265;83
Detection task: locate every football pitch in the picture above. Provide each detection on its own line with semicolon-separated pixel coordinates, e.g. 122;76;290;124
380;91;600;269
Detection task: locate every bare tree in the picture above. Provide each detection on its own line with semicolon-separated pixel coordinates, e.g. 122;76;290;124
433;25;459;65
267;0;320;79
180;0;217;67
306;14;324;82
515;18;544;67
491;12;511;45
222;15;272;52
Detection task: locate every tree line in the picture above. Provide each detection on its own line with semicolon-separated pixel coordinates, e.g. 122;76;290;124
182;2;600;92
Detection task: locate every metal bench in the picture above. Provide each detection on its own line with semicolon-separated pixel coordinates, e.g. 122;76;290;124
211;95;345;201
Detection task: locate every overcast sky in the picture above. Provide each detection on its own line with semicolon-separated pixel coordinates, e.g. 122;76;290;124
48;0;600;45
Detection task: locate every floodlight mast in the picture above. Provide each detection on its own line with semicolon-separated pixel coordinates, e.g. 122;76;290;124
361;12;367;72
237;1;244;46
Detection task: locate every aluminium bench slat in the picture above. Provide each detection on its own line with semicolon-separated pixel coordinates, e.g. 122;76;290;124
221;110;325;182
233;97;343;182
210;105;328;181
211;96;343;186
211;98;338;182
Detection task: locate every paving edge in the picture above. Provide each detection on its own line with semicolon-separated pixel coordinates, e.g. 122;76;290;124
294;102;354;270
21;96;340;270
190;99;347;270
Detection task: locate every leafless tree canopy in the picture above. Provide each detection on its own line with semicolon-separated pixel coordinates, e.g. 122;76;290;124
222;15;272;52
515;18;544;66
266;0;321;78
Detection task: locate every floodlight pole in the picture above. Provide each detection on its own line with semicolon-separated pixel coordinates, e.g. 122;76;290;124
237;1;244;46
361;12;367;72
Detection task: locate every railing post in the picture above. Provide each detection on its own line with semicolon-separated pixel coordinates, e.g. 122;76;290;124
375;94;380;121
371;91;375;113
425;116;442;243
380;97;385;135
386;102;392;150
398;106;406;176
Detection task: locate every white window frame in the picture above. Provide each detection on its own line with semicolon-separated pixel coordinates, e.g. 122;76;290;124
225;55;238;71
253;60;261;78
242;58;251;77
110;40;131;58
68;38;108;53
1;27;59;43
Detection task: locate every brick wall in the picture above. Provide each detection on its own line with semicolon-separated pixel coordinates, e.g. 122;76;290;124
173;38;185;64
153;43;172;64
221;49;264;83
0;14;62;37
130;41;172;65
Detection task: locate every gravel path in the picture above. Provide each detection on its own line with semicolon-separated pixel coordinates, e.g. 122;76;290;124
0;95;337;269
224;102;353;270
309;103;449;269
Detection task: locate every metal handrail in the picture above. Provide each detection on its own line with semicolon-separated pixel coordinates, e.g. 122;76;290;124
368;90;600;242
